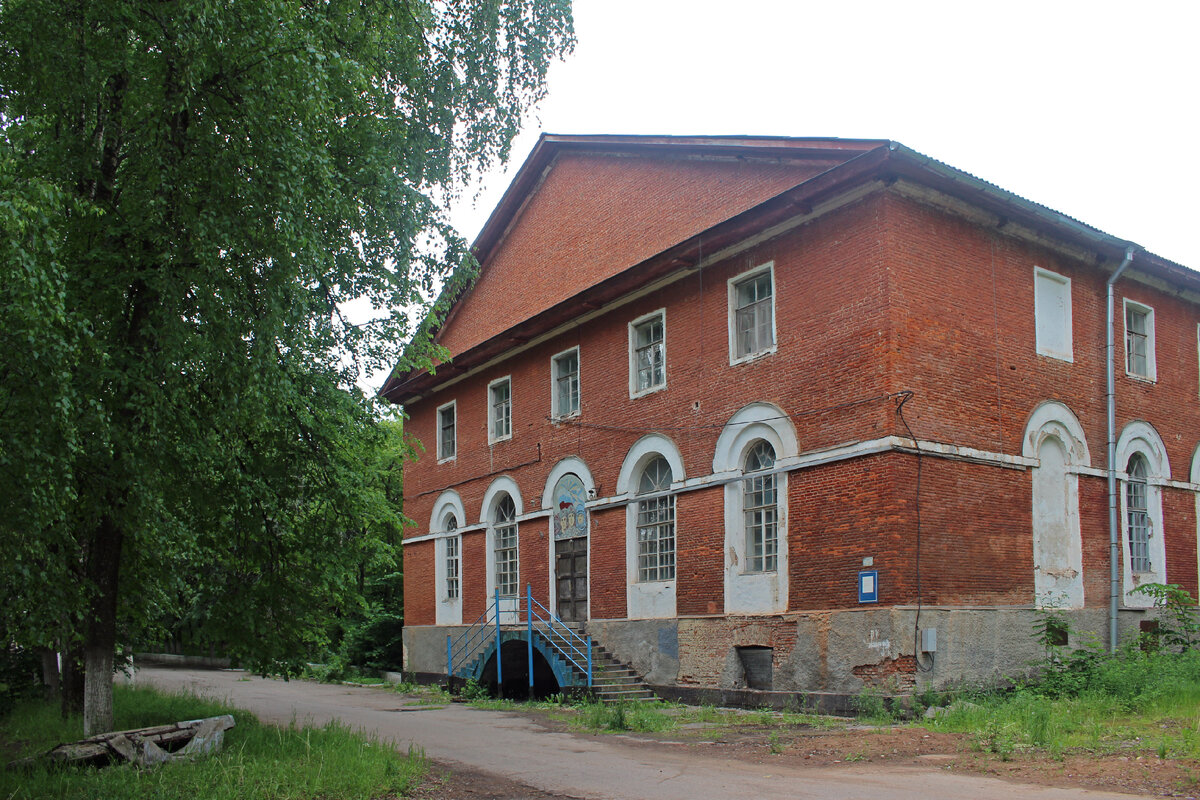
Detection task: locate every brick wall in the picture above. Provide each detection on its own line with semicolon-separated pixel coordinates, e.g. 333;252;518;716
438;150;840;357
400;185;1200;628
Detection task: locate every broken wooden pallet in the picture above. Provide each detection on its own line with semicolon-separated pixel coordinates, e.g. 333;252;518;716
7;714;235;770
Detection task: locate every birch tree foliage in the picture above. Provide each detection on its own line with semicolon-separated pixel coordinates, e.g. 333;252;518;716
0;0;573;733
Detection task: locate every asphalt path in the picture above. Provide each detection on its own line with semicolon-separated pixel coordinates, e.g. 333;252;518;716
135;666;1140;800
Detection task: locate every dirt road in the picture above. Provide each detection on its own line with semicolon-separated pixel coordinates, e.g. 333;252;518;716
135;666;1143;800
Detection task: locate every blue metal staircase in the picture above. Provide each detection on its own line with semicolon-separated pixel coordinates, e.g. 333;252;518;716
447;585;594;692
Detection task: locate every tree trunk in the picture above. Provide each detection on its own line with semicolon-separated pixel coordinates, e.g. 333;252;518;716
83;645;115;736
39;648;61;702
60;647;84;719
82;513;123;736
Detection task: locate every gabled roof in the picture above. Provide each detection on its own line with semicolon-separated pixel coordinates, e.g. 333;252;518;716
433;134;888;358
469;133;890;267
381;136;1196;405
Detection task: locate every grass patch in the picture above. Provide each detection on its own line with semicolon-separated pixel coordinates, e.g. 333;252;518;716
0;685;426;800
925;649;1200;760
572;700;677;733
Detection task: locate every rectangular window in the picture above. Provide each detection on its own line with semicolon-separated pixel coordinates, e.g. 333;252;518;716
1124;300;1156;381
436;402;456;461
1034;267;1073;361
495;521;518;597
488;377;512;442
630;312;665;396
744;471;778;573
636;495;676;581
552;348;580;418
445;535;460;600
730;265;775;362
1126;459;1151;573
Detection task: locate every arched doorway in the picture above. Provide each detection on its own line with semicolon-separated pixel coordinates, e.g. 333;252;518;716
551;472;588;621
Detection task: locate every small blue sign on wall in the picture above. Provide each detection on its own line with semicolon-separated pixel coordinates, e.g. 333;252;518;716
858;570;879;603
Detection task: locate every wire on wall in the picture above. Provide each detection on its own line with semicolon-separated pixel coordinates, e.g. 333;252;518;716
549;390;913;434
895;392;933;672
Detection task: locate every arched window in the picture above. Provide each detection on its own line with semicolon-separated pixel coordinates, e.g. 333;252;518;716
443;514;460;600
636;457;675;582
494;495;518;597
1126;454;1151;574
743;441;777;573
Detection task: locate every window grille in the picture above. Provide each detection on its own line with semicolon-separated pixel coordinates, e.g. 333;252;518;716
553;350;580;416
634;316;665;392
743;440;778;572
636;456;675;581
490;379;511;440
494;495;518;597
734;272;773;358
1126;454;1151;573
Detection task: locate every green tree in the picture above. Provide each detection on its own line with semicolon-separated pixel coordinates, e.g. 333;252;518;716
0;0;573;735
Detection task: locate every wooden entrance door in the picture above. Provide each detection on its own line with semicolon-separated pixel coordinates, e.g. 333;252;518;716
555;537;588;622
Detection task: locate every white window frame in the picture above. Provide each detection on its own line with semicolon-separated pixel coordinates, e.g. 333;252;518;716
443;518;460;601
550;346;581;419
635;456;676;583
1124;299;1157;382
436;400;456;462
487;376;512;443
742;440;779;574
1033;267;1073;362
1125;454;1152;575
628;310;667;398
493;494;519;598
1115;421;1169;607
431;491;466;626
618;435;682;619
728;262;777;365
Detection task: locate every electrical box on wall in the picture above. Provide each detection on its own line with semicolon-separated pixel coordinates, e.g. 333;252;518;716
921;628;938;653
858;570;878;603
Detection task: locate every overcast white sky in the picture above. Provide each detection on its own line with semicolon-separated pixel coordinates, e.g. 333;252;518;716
450;0;1200;268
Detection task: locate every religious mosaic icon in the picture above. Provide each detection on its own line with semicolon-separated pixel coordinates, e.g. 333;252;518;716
552;473;588;540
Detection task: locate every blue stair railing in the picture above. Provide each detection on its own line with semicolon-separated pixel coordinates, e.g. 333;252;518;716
446;585;592;691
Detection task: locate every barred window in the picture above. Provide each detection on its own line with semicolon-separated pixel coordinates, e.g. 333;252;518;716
1126;454;1151;573
444;517;460;600
494;495;518;597
733;270;774;359
636;456;675;582
743;441;778;573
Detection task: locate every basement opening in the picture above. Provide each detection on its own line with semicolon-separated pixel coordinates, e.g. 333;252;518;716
736;645;774;690
479;640;561;700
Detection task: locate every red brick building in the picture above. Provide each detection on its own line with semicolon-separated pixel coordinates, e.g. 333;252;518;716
382;135;1200;699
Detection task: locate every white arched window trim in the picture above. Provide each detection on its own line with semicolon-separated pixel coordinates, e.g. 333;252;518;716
431;491;466;625
1021;401;1089;609
542;457;596;508
481;477;523;620
1115;421;1170;608
716;403;796;615
618;435;683;619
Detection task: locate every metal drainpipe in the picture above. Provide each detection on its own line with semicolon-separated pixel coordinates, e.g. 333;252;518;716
1106;246;1136;653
